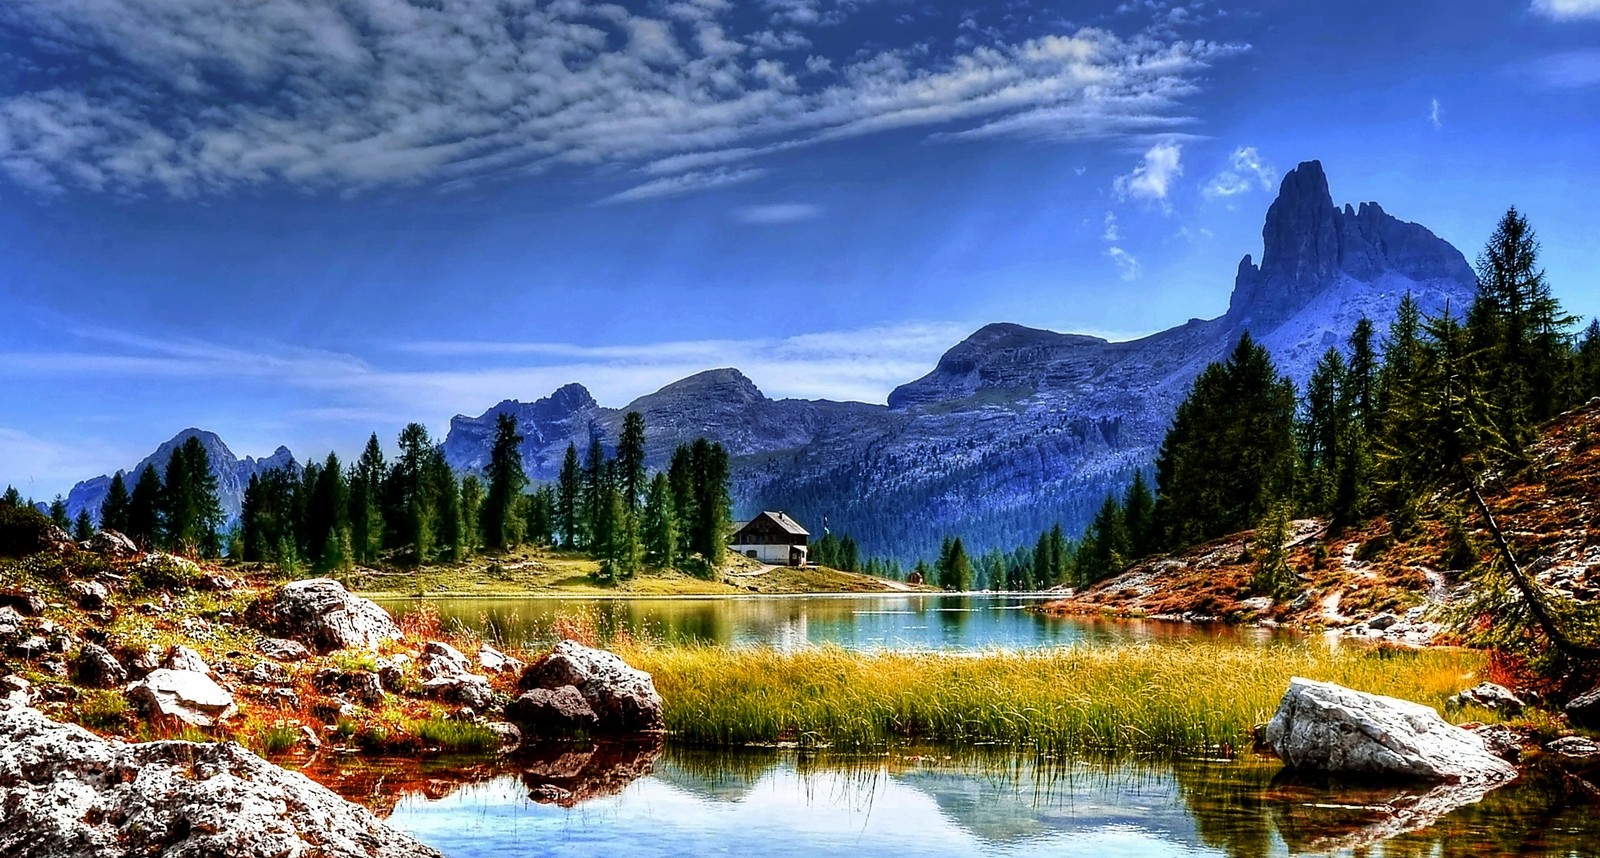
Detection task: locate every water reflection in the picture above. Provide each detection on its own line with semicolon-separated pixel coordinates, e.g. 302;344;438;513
383;593;1291;652
321;746;1599;857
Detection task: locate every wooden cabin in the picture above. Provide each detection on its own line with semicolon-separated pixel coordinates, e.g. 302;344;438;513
729;511;809;566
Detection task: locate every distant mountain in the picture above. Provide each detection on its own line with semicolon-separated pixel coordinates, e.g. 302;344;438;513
56;161;1474;561
65;430;296;527
442;161;1477;562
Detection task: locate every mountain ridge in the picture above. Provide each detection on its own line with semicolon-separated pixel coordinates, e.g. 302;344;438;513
59;161;1477;560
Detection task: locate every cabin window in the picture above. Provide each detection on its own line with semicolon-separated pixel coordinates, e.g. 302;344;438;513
746;550;757;558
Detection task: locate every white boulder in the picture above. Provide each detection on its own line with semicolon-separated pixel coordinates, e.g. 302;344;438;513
125;668;236;728
1265;677;1517;784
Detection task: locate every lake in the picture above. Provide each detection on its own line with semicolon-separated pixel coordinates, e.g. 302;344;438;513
382;593;1290;652
301;744;1597;858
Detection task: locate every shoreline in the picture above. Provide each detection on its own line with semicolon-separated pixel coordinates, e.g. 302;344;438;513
362;588;1059;602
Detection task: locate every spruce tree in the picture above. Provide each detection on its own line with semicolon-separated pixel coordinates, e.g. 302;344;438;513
100;472;131;534
1577;319;1600;402
526;485;556;547
483;413;528;551
72;509;93;542
48;496;69;530
349;434;386;564
306;452;346;567
1;486;20;507
1153;333;1297;550
1469;207;1575;445
556;443;582;549
461;475;484;548
128;464;162;549
643;472;677;568
939;537;972;591
1298;347;1348;515
1121;473;1154;559
583;436;606;550
616;411;647;512
1347;317;1379;433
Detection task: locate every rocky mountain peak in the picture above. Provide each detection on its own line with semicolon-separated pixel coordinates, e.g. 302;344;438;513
546;382;598;414
646;368;764;405
1226;161;1475;328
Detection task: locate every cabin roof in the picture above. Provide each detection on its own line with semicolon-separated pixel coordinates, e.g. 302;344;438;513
733;510;809;538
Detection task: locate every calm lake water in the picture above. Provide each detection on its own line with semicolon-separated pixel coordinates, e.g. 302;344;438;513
383;593;1289;652
308;745;1597;858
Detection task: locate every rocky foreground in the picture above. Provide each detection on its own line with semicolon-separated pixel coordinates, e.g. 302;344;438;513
0;698;441;858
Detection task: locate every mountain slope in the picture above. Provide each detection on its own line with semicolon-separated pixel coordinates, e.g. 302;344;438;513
65;430;296;527
443;161;1477;561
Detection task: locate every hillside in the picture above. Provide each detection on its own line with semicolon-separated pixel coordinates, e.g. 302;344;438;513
1039;398;1600;644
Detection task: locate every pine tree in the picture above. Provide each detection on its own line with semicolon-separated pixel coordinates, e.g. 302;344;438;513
428;451;465;562
1079;494;1130;585
100;472;131;534
1347;317;1379;433
72;509;93;542
687;439;731;572
643;472;677;569
48;496;69;530
483;413;528;551
395;423;436;564
583;436;606;550
349;434;386;564
938;537;972;591
1;486;20;507
1121;472;1154;560
668;445;696;553
306;452;347;567
128;464;163;549
838;535;860;572
160;438;223;556
556;443;582;549
1469;207;1576;446
1577;319;1600;402
127;467;161;547
460;475;484;548
616;411;647;512
526;485;556;547
1298;347;1347;515
1153;333;1297;550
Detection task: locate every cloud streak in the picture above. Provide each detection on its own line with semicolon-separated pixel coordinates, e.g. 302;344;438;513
1532;0;1600;19
0;1;1246;201
1114;139;1184;204
1202;145;1274;198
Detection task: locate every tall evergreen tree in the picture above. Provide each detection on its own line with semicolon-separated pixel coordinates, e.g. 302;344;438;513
460;475;484;548
1347;317;1379;433
483;413;528;551
1153;333;1297;549
305;452;347;567
616;411;647;512
128;464;162;549
1468;207;1575;446
160;438;223;555
643;472;677;569
526;485;556;547
1122;473;1155;560
938;537;972;591
349;434;386;564
395;423;437;564
100;472;131;534
556;443;582;549
583;436;606;550
1577;319;1600;401
72;509;93;542
1298;347;1348;514
48;496;69;530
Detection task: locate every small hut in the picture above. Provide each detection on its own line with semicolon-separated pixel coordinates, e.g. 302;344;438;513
729;511;809;566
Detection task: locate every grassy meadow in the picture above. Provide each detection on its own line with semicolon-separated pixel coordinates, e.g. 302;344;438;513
623;641;1507;756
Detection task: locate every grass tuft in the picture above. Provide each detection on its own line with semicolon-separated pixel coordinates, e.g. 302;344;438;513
413;717;500;753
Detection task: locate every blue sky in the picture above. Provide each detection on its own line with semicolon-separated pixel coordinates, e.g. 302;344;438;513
1;0;1598;498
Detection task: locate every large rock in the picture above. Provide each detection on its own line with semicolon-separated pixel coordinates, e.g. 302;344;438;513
517;640;664;733
258;637;311;662
1448;682;1523;714
270;578;400;652
1563;686;1600;729
87;530;139;558
1265;678;1517;784
71;644;127;689
125;668;237;728
0;701;440;858
507;685;599;734
68;580;111;610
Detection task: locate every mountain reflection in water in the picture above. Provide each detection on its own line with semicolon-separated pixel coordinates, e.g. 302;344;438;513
295;743;1599;857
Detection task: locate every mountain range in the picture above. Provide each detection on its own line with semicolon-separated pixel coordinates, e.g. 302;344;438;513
61;161;1477;561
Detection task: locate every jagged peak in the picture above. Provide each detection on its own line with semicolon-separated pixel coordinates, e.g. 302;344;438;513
654;367;763;399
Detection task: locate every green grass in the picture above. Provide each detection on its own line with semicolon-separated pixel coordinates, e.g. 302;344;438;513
624;641;1495;756
413;717;500;753
77;690;130;730
250;724;303;754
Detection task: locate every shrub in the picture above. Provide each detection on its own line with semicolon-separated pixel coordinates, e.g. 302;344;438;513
0;502;57;557
251;724;302;754
414;718;499;753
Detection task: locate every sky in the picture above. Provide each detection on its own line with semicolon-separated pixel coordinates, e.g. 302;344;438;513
1;0;1598;498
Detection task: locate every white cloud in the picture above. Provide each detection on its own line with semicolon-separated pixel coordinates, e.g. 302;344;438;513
1114;140;1183;204
1105;246;1142;281
1532;0;1600;19
596;168;767;205
1429;98;1443;129
1529;50;1600;87
1102;211;1121;241
734;203;823;223
0;2;1247;201
1202;145;1274;198
0;320;977;420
